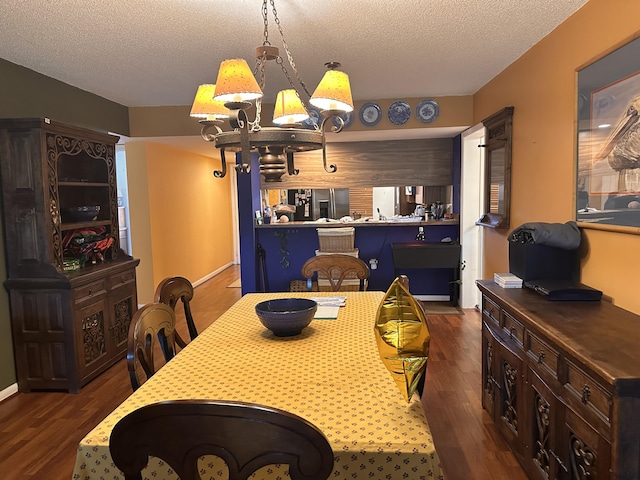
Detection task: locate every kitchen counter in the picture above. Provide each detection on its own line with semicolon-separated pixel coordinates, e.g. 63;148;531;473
257;218;459;228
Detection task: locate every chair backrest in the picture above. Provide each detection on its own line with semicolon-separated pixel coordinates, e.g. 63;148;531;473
127;303;177;391
109;399;335;480
154;276;197;348
301;254;370;291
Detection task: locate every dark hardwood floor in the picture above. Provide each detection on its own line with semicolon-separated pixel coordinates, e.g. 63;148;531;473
0;264;527;480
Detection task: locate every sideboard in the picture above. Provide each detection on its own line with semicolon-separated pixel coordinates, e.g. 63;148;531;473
477;280;640;480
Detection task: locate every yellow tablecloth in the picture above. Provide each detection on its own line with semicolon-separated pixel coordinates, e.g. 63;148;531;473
72;291;443;480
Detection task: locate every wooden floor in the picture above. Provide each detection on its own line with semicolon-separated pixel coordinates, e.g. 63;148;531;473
0;264;527;480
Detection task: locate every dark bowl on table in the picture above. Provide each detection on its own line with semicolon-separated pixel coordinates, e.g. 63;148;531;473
255;298;317;337
61;205;100;223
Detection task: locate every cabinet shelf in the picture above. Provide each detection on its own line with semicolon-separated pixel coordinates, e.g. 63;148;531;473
61;220;111;231
59;181;110;187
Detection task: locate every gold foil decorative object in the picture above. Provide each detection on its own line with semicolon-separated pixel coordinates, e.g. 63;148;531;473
374;275;431;402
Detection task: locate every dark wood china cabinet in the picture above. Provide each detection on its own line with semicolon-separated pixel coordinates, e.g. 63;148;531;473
478;280;640;480
0;118;139;393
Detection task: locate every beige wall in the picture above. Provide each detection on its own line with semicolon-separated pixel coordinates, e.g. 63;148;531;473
473;0;640;313
128;96;473;138
0;58;129;135
125;141;234;305
124;142;155;305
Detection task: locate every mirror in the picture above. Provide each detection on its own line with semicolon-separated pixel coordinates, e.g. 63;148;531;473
489;147;505;214
477;106;514;228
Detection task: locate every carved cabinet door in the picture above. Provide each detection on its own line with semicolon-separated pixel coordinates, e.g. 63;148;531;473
107;284;137;355
494;335;526;460
481;323;498;418
74;297;111;381
525;366;563;480
557;407;611;480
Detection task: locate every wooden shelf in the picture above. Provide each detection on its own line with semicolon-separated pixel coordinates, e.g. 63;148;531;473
59;182;110;187
61;220;111;231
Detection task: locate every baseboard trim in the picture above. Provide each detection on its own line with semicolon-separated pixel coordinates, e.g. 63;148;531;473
138;263;238;309
0;383;18;403
415;294;451;302
192;262;235;288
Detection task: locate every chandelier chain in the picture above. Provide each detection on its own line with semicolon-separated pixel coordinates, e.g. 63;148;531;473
262;0;270;47
251;55;267;132
269;0;313;99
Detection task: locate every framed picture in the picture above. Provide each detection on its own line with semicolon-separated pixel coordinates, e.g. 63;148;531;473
576;36;640;231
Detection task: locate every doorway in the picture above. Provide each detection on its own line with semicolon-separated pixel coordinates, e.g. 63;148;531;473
460;123;485;309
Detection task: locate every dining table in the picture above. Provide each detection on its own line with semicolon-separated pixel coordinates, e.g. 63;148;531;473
71;291;444;480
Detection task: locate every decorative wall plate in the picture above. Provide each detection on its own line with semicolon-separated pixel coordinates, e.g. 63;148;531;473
332;111;354;129
359;102;382;126
387;101;411;125
303;106;322;129
416;99;440;124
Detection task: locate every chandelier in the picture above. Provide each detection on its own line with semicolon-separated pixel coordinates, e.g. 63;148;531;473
189;0;354;182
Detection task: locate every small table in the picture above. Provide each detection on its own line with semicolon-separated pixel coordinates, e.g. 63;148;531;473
391;242;462;304
72;291;443;480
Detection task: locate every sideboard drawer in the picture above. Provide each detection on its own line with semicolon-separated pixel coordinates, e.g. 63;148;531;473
108;269;135;290
502;311;524;348
73;279;107;305
526;331;559;380
482;295;500;328
565;361;612;424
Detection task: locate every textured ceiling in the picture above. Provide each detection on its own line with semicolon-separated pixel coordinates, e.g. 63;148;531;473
1;0;588;108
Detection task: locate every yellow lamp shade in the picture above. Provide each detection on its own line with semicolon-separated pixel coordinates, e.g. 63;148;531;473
213;58;263;104
310;69;354;113
272;89;310;125
190;84;230;120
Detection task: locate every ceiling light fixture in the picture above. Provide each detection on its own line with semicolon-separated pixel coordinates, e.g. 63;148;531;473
190;0;353;182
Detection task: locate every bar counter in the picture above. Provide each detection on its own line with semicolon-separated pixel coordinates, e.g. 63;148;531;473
254;219;460;295
257;218;459;228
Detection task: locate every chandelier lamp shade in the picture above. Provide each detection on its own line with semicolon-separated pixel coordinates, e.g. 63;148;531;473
189;84;230;121
310;66;354;113
190;0;354;182
272;89;309;126
214;59;264;104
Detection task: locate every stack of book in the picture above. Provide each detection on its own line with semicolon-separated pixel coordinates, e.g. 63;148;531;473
494;273;523;288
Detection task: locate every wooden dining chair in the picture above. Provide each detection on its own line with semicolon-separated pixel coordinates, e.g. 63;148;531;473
109;399;335;480
301;254;370;292
127;303;177;391
154;276;197;348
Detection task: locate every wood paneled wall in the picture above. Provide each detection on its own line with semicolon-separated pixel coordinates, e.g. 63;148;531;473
261;138;453;189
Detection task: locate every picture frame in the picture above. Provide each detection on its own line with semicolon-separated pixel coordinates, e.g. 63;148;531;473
576;35;640;232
